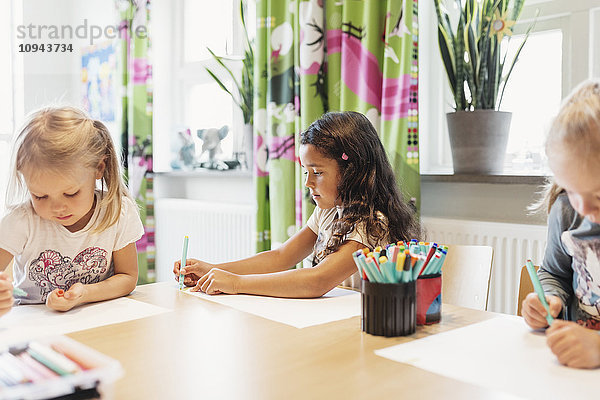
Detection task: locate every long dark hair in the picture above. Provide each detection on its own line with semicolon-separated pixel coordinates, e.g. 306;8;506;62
301;111;421;258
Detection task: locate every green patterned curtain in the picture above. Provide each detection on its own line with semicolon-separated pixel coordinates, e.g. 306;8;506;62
254;0;419;252
117;0;155;283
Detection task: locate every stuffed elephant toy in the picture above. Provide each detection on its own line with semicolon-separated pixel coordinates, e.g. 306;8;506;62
197;125;229;170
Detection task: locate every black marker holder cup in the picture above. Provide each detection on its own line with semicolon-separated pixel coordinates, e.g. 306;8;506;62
361;280;416;337
416;273;442;325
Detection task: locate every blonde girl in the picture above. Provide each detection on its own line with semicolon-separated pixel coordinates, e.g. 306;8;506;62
522;80;600;369
0;106;144;312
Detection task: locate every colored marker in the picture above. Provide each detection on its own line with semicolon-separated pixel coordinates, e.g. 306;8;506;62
12;287;28;297
388;245;398;263
365;257;383;282
425;243;438;265
18;352;58;379
358;253;376;282
28;342;81;374
395;251;406;282
57;289;64;297
179;236;189;290
372;247;381;265
367;252;380;270
526;259;554;326
379;256;394;283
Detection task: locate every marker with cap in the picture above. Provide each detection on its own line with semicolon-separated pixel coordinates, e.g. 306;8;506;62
179;236;189;290
526;259;554;326
13;287;28;298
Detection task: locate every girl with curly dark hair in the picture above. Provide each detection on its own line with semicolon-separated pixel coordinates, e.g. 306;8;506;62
174;111;421;297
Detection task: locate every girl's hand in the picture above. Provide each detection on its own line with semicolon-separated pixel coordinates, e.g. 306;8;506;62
546;320;600;369
522;292;562;329
192;268;240;295
173;258;214;287
0;273;13;317
45;283;85;312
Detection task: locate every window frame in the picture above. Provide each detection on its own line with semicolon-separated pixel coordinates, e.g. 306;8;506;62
1;0;24;212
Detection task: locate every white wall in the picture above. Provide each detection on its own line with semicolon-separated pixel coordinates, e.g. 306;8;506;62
16;0;123;154
421;182;545;225
18;0;117;117
20;0;76;115
154;173;254;206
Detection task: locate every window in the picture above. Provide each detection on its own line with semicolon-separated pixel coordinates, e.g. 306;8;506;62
500;29;563;173
0;0;16;212
183;0;233;62
153;0;248;171
419;0;600;175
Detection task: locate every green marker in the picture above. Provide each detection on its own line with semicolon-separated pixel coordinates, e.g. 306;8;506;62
179;236;189;290
526;259;554;326
13;287;28;297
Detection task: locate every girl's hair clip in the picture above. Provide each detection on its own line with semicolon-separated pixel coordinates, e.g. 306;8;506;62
341;153;348;160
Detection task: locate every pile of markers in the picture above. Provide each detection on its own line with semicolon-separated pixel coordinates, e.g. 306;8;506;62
0;340;87;387
352;240;448;283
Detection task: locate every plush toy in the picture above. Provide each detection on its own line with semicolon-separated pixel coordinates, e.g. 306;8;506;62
197;125;229;170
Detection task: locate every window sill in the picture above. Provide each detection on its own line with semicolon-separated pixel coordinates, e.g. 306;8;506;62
420;173;549;185
152;169;252;178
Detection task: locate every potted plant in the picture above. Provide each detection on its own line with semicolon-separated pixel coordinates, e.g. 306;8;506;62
205;0;254;169
434;0;536;173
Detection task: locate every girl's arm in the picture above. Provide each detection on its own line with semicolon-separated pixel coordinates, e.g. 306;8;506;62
194;239;363;298
175;226;318;285
46;243;138;311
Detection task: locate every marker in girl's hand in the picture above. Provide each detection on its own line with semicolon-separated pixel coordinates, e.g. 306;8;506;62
526;259;554;326
179;236;189;290
57;289;65;297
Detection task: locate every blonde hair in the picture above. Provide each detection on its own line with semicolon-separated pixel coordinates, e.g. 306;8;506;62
531;80;600;214
6;106;132;233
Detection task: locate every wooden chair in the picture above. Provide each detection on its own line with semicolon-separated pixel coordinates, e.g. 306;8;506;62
517;264;538;316
4;260;12;280
441;245;494;311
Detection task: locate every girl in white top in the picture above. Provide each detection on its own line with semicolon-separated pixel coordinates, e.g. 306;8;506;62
174;111;421;297
0;106;144;312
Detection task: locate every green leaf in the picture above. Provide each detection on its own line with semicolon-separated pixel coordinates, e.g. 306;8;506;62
438;26;457;101
205;67;243;110
466;24;478;106
454;0;466;110
511;0;526;21
433;0;534;110
498;9;539;108
207;47;244;94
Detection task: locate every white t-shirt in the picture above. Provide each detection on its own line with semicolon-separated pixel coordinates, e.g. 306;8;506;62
0;193;144;304
306;206;389;289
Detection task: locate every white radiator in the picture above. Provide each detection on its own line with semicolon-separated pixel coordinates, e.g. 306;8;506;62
155;199;255;282
422;217;548;315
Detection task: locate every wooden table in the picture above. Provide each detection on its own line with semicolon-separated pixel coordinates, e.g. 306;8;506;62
68;284;515;399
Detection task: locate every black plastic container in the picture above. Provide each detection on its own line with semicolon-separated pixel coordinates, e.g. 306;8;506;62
361;280;416;337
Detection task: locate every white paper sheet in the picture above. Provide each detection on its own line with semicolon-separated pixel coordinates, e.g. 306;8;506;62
0;297;171;347
179;284;361;328
375;315;600;400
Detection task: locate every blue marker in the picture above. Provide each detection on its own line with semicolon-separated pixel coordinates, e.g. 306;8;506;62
179;236;189;290
526;259;554;326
